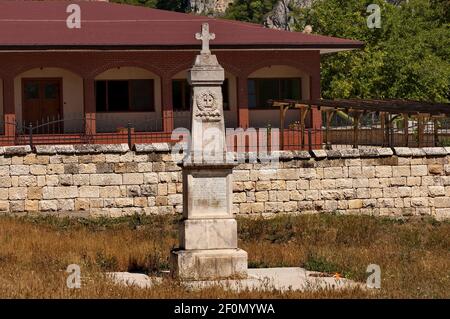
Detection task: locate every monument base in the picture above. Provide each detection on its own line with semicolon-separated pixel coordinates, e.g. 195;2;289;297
171;249;248;281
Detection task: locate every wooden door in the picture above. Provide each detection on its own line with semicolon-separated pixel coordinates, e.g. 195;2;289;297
22;78;62;133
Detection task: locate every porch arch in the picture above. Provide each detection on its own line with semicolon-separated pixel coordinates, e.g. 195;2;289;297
14;67;84;132
90;62;163;79
246;65;311;128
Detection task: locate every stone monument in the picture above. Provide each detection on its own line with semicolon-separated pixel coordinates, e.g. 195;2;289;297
170;23;248;281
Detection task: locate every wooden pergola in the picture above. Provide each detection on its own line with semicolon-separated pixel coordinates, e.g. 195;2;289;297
271;99;450;149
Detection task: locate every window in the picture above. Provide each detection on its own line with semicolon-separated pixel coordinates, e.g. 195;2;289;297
248;78;301;109
95;79;154;112
172;79;230;111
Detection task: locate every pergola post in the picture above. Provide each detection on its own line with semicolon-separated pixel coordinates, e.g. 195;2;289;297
386;114;392;147
433;118;440;147
324;109;334;148
279;104;288;150
403;113;409;147
299;105;308;149
418;115;425;147
353;112;362;149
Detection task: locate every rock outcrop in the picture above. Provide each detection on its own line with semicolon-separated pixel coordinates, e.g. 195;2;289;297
189;0;233;16
264;0;315;30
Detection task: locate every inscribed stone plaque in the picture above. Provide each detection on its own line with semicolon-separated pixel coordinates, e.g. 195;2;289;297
190;176;228;216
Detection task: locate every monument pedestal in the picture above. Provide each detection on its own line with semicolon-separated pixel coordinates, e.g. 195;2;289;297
171;249;248;281
170;23;248;281
171;163;248;281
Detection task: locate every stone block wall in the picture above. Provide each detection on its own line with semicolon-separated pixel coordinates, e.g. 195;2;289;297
0;144;449;220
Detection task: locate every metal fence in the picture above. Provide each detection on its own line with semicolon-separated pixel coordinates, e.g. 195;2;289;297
1;112;450;150
0;115;189;148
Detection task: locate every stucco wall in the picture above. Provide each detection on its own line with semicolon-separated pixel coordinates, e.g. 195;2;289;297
0;144;449;220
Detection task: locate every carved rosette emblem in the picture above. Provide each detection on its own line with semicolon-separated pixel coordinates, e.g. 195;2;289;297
195;90;221;121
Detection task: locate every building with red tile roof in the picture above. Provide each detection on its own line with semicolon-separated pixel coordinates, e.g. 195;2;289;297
0;0;363;146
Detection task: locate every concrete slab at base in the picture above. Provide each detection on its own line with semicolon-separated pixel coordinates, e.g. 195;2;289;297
171;249;248;281
185;268;363;292
106;272;162;289
108;268;364;292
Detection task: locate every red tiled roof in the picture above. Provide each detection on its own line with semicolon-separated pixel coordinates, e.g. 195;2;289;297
0;0;364;52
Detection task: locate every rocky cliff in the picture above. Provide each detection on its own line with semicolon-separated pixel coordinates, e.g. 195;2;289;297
264;0;315;30
189;0;233;16
190;0;407;25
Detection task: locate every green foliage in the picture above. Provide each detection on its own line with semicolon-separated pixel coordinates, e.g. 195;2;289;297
111;0;158;8
224;0;279;23
156;0;190;12
302;253;340;274
291;0;450;102
111;0;189;12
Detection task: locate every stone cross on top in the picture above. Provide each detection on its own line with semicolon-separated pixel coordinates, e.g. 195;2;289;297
195;23;215;54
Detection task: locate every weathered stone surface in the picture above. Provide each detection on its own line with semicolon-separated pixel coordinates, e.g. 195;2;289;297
340;149;360;158
359;148;379;158
123;173;144;185
422;147;447;156
292;151;311;159
97;144;129;154
180;219;237;250
73;144;100;154
325;150;341;159
311;149;327;159
39;200;58;211
10;165;30;176
411;165;428;176
4;146;32;156
410;148;426;157
90;174;122;186
134;143;171;153
171;249;247;281
428;164;444;175
377;148;394;157
0;144;448;219
394;147;412;157
272;151;294;161
35;145;54;155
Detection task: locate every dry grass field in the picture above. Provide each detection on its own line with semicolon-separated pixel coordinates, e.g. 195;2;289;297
0;213;448;299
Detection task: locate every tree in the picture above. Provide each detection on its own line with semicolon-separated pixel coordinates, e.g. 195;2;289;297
291;0;450;102
224;0;279;23
156;0;190;12
111;0;158;9
111;0;189;12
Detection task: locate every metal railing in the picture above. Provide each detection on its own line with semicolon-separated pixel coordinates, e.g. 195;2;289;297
1;113;450;151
